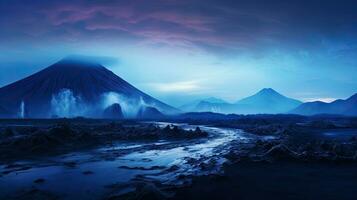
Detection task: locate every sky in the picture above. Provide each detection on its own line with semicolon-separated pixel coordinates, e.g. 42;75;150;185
0;0;357;106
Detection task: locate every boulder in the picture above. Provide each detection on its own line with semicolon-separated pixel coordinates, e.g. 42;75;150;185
103;103;124;119
137;106;164;119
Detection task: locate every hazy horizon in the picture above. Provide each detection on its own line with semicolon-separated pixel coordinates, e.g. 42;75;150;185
0;56;353;107
1;0;357;106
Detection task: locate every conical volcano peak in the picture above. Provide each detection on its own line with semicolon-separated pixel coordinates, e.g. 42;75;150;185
53;55;104;69
235;88;302;113
257;88;280;96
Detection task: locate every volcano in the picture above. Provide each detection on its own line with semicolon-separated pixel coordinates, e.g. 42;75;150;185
234;88;302;114
0;56;178;118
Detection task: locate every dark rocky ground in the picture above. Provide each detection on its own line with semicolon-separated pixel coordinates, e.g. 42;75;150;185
171;161;357;200
169;116;357;200
0;119;207;162
1;116;357;200
118;137;357;200
168;135;357;200
117;136;357;200
118;115;357;200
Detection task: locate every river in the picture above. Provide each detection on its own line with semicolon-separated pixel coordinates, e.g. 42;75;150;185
0;122;273;199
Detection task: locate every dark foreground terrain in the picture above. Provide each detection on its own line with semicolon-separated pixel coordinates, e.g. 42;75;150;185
0;115;357;200
173;162;357;200
0;119;207;161
169;114;357;200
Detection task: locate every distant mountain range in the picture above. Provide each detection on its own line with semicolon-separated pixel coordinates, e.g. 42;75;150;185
0;56;356;118
290;93;357;116
181;89;357;116
0;56;178;118
179;97;228;112
180;88;302;114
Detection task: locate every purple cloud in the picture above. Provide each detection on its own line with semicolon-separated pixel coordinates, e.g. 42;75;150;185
1;0;357;54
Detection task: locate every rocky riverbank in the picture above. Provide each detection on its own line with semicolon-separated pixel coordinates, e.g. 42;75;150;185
0;121;207;161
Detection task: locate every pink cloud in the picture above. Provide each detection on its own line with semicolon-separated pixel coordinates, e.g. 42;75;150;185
29;1;260;52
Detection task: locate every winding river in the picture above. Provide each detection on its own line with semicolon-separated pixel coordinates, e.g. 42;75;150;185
0;122;270;199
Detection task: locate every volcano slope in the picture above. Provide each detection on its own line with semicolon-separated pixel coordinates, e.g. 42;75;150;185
0;57;178;118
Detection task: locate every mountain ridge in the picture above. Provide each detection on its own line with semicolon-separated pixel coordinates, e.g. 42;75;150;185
179;97;228;112
290;93;357;116
179;88;302;114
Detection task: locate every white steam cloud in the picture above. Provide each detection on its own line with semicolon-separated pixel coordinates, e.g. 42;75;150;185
101;92;152;118
18;100;25;118
51;89;88;117
49;89;156;118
